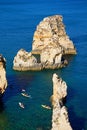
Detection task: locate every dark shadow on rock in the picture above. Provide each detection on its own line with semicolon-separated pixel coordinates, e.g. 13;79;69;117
62;96;67;104
68;105;86;130
63;54;76;64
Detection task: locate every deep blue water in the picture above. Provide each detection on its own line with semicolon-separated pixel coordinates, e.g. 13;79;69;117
0;0;87;130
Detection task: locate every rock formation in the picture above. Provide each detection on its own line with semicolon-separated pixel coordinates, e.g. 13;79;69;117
0;55;7;95
51;73;72;130
40;45;68;69
13;49;42;71
13;15;76;71
13;48;68;71
41;45;63;65
32;15;76;55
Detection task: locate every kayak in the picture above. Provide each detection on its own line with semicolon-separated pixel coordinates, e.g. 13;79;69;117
21;93;31;98
41;104;51;110
19;102;25;109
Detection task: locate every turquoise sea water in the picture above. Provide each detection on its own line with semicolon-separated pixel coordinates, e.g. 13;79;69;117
0;0;87;130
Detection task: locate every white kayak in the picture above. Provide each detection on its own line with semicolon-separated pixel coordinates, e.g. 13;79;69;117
19;102;25;109
41;104;51;110
21;92;31;98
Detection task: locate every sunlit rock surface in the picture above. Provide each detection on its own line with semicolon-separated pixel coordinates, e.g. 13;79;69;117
13;49;42;71
51;73;73;130
32;15;76;55
40;44;68;69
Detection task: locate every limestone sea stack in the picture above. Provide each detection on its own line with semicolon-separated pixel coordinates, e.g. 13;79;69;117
13;15;76;71
32;15;76;55
0;55;7;95
51;73;72;130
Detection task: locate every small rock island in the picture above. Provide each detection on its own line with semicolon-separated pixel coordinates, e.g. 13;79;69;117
0;55;7;96
13;15;76;71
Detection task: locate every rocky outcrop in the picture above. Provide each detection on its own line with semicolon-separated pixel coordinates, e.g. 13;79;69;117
13;48;68;71
40;45;68;69
0;55;7;95
32;15;76;55
51;73;72;130
13;15;76;71
41;45;63;65
13;49;42;71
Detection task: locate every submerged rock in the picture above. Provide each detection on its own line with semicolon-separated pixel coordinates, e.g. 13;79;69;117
32;15;76;54
51;73;73;130
0;55;7;95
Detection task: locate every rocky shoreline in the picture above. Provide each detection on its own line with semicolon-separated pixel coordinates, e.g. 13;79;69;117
13;15;76;71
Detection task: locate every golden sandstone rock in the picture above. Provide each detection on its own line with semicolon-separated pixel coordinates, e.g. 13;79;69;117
32;15;76;55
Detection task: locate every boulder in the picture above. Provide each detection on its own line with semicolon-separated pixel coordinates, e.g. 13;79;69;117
32;15;76;54
0;55;7;95
51;73;73;130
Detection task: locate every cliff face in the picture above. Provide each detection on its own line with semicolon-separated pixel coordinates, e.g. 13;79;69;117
32;15;76;55
0;55;7;95
51;73;72;130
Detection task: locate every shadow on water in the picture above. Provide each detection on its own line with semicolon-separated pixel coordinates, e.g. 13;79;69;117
65;87;86;130
0;96;5;112
67;86;77;102
68;105;86;130
72;34;87;44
